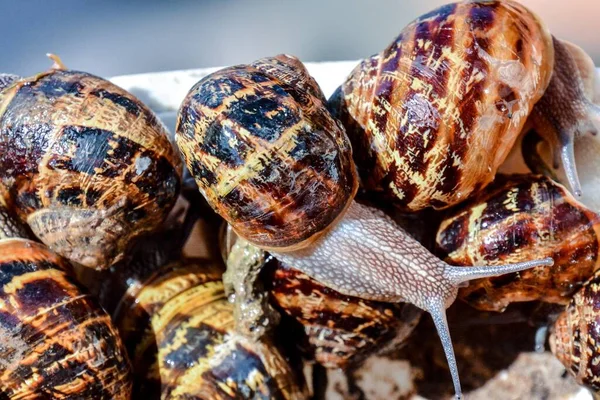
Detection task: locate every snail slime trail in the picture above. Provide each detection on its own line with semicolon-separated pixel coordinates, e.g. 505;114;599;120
175;53;554;399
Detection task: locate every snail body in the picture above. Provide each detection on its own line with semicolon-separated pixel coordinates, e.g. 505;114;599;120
436;174;600;312
176;53;554;398
113;258;308;399
221;226;422;369
550;269;600;392
0;56;182;269
0;206;132;399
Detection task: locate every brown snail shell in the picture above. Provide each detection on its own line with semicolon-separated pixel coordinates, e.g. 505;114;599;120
550;269;600;392
0;238;132;399
0;55;182;269
112;258;308;399
176;54;357;251
436;174;600;312
329;0;554;211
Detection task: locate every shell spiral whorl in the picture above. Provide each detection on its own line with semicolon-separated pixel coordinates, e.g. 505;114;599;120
176;54;358;251
0;65;182;269
330;0;554;211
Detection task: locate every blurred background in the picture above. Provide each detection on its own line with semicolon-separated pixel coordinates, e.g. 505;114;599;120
1;0;599;78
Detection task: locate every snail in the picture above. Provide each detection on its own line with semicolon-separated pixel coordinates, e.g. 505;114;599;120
221;225;423;369
175;53;553;398
328;0;597;212
436;174;600;312
0;54;182;270
0;204;132;399
110;248;308;398
550;268;600;392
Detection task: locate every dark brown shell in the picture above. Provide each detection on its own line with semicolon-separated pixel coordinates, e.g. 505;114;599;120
113;259;308;399
436;174;600;311
550;270;600;391
0;67;182;269
267;260;422;368
329;0;554;211
176;54;358;251
0;239;132;399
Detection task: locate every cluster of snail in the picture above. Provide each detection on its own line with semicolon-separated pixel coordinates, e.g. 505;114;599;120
0;0;599;399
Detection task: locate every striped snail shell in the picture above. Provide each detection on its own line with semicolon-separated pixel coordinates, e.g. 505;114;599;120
176;53;555;399
329;0;594;211
436;174;600;312
221;225;423;369
550;269;600;392
0;205;132;399
0;55;182;270
113;257;308;399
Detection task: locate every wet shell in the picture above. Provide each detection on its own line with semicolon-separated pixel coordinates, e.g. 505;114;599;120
0;67;182;269
436;174;600;311
329;0;553;211
176;54;358;251
0;239;132;399
114;259;308;399
550;270;600;391
268;260;422;368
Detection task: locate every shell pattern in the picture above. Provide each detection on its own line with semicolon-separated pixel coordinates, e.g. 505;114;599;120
436;174;600;311
0;239;132;399
0;68;182;269
329;0;554;211
551;269;600;391
176;55;358;251
113;259;307;399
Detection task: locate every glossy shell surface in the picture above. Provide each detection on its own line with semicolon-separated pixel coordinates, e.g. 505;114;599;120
176;55;358;250
0;69;182;269
114;259;307;399
551;270;600;391
0;239;132;399
436;174;600;311
330;0;553;211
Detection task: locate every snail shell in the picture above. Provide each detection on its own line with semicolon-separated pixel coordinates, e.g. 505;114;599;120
329;0;553;211
550;269;600;391
0;238;132;399
113;258;308;399
0;58;182;269
436;174;600;311
176;54;357;251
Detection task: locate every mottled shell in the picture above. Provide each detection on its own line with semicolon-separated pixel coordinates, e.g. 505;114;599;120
436;174;600;311
329;0;554;211
550;270;600;391
0;239;132;399
176;54;358;251
268;261;422;368
114;259;307;399
0;68;182;269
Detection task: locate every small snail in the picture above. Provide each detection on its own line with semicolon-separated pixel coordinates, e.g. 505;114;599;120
0;204;132;399
329;0;596;211
436;174;600;312
175;53;553;398
550;269;600;392
221;225;423;369
112;257;308;399
0;55;182;270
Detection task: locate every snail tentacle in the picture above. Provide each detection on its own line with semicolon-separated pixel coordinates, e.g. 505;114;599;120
443;258;554;284
530;37;599;197
428;300;462;400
